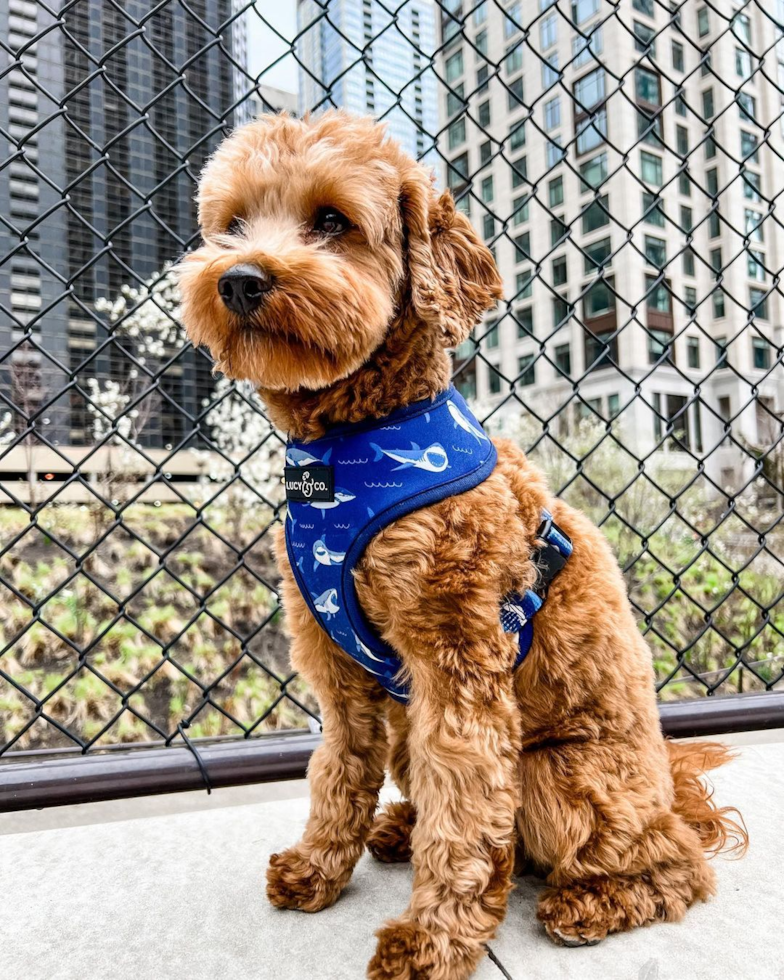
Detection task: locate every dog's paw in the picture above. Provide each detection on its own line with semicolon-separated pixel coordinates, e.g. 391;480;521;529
537;885;607;947
367;920;481;980
266;847;347;913
367;801;416;864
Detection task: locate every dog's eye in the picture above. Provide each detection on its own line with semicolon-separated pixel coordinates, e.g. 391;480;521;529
226;217;244;236
313;207;351;237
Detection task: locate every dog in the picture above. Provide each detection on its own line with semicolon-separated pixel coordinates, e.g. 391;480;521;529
177;111;746;980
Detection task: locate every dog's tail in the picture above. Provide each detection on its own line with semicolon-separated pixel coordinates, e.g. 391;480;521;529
667;740;748;857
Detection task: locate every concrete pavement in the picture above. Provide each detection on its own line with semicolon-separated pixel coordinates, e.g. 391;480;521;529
1;736;782;980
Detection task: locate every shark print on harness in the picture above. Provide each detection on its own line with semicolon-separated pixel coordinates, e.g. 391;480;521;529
284;386;572;703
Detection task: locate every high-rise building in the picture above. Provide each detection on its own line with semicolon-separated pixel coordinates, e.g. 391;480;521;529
437;0;782;485
297;0;438;162
0;0;244;447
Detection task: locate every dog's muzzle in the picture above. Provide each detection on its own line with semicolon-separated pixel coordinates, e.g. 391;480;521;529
218;263;274;316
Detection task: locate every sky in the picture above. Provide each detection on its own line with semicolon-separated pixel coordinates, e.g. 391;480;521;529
245;1;300;94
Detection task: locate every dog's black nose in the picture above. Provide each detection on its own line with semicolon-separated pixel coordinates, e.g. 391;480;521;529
218;263;273;315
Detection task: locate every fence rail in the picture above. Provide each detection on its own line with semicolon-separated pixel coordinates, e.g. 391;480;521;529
1;0;783;803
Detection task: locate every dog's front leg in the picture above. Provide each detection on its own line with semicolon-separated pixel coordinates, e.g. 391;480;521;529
266;579;388;913
368;635;520;980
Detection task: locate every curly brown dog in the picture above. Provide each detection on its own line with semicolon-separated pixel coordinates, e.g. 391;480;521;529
177;111;746;980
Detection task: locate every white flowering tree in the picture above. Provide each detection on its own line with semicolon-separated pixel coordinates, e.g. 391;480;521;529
93;266;285;515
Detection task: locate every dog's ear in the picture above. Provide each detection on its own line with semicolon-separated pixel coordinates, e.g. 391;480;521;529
400;168;503;347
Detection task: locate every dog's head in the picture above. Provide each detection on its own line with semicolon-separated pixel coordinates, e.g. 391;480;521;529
177;111;501;391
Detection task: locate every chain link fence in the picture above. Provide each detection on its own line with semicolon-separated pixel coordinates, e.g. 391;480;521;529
1;0;783;768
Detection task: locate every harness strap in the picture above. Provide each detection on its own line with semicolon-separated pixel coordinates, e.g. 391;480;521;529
500;508;573;669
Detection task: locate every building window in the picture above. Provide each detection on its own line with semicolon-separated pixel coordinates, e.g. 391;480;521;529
584;236;611;273
488;365;501;395
479;99;492;126
736;48;752;79
504;1;521;38
446;50;464;83
540;12;557;48
709;211;720;238
517;354;536;386
509;119;526;150
546;136;565;167
745;209;764;242
551;214;568;246
743;171;762;202
713;289;725;318
477;65;490;94
584;279;614;322
752;336;771;369
684;286;698;315
542;53;560;88
473;1;487;26
643;192;665;227
511;156;527;188
633;0;654;15
485;321;499;348
505;43;523;75
582;195;609;233
672;41;684;72
644;235;666;269
572;0;599;24
574;67;607;155
553;255;568;286
680;205;693;232
738;92;756;122
584;329;617;371
553;294;573;329
481;175;494;202
512;194;529;225
480;140;492;167
679;172;692;197
483;213;495;240
747;248;765;281
579;152;607;191
573;27;603;67
646;275;673;334
702;89;714;119
654;394;691;450
447;152;469;189
640;151;663;186
516;268;533;299
635;67;661;107
507;77;524;112
750;288;768;321
675;93;687;117
710;247;722;276
516;306;533;337
637;108;663;147
447;83;466;118
732;11;751;44
697;7;710;37
514;233;531;263
544;96;561;131
682;247;695;277
676;125;689;157
634;21;656;55
687;336;700;369
549;175;564;207
741;131;759;164
448;117;466;149
476;29;489;59
648;329;673;364
555;343;572;377
608;393;620;418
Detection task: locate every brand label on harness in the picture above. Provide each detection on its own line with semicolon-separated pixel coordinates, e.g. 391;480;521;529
284;465;335;502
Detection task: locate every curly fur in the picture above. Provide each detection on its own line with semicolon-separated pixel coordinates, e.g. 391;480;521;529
178;111;748;980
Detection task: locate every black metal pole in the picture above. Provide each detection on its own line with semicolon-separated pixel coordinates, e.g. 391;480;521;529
2;692;783;812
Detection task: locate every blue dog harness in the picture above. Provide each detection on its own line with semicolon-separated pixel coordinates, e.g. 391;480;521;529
284;386;572;703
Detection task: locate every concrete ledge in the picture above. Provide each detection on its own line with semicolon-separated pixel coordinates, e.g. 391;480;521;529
1;740;782;980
